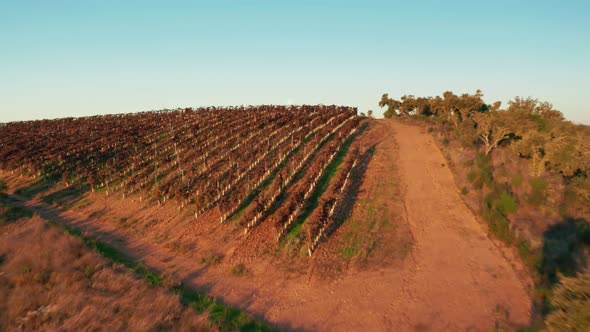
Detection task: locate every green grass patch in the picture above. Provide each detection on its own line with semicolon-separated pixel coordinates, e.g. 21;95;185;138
494;191;519;215
42;184;90;210
14;179;55;199
50;220;273;331
341;246;358;258
0;194;34;225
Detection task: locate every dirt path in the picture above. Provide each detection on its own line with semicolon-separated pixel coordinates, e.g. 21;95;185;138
2;119;532;331
387;120;531;329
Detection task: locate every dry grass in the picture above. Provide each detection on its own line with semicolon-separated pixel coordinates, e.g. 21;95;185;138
0;216;212;332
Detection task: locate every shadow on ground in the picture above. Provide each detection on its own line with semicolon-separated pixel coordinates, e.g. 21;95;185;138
541;218;590;285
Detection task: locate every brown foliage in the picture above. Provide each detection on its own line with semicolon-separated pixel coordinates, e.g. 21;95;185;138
0;217;210;332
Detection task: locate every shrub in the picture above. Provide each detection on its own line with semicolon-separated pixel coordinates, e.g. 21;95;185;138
528;177;548;206
544;269;590;332
516;238;541;272
475;152;490;170
494;191;519;216
563;177;590;217
461;187;469;195
465;153;494;189
467;169;477;183
230;263;249;277
511;174;523;187
483;209;513;244
199;252;222;266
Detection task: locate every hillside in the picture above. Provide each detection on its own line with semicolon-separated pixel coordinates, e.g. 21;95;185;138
379;91;590;330
1;108;535;330
0;105;361;256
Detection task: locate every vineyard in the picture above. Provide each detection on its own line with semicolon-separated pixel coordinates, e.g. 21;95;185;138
0;105;362;255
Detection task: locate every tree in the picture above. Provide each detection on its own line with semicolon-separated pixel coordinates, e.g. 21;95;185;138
367;110;373;118
490;101;502;111
472;111;515;156
516;131;551;177
545;123;590;177
507;101;570;177
379;93;401;118
508;97;564;121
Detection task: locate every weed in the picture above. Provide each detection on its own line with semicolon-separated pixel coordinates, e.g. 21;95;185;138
230;263;249;277
463;159;474;167
341;247;357;258
467;169;477;183
199;252;222;266
511;174;524;187
84;265;94;279
494;191;518;215
461;187;469;195
528;177;547;206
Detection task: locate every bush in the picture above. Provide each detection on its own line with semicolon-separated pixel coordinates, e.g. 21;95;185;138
483;209;513;244
544;269;590;332
465;153;494;189
516;238;541;272
230;263;249;277
475;152;490;170
199;252;222;266
463;159;474;167
563;177;590;217
528;177;548;206
511;174;523;187
494;191;519;215
467;169;477;183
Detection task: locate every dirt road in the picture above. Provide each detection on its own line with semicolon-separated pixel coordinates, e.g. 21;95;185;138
386;120;531;330
3;119;532;331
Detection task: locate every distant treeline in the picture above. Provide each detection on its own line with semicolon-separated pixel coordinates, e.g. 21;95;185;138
380;90;589;181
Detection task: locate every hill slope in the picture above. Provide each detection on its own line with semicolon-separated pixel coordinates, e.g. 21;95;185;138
2;117;532;330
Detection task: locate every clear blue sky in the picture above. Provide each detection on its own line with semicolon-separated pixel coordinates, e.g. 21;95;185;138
1;0;589;123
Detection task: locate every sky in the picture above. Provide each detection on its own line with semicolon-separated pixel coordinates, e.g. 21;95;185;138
1;0;589;123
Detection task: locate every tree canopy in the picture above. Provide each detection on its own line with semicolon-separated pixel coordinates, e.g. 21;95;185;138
379;90;587;178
